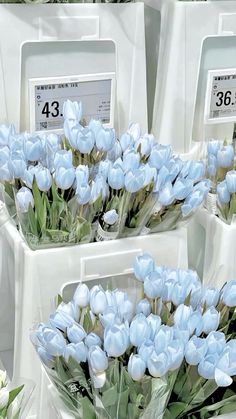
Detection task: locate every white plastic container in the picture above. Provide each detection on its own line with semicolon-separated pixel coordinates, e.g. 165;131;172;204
188;208;236;289
144;0;236;155
0;3;149;136
0;203;188;418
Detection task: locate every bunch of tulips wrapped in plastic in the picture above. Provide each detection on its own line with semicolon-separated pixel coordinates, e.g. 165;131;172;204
31;253;236;418
0;100;210;249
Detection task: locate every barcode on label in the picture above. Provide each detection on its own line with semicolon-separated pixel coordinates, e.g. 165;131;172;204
40;122;48;130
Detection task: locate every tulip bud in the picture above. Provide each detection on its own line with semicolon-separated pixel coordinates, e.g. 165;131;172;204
0;387;9;409
73;283;90;308
67;323;86;344
88;346;108;373
128;354;146;381
15;187;34;213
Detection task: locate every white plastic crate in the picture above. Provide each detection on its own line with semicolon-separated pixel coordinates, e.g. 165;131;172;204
0;3;150;136
0;203;188;418
188;208;236;289
144;0;236;155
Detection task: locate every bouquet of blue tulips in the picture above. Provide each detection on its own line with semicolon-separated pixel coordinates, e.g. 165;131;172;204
0;99;209;249
216;170;236;224
205;139;235;214
31;253;236;418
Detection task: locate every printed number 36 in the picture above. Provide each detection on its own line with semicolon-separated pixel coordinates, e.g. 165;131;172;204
42;101;60;118
216;91;231;107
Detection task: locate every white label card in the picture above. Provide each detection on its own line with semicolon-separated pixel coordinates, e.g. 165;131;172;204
205;68;236;124
29;73;115;133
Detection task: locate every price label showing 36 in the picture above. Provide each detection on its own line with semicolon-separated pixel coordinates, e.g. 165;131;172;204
205;69;236;124
29;74;115;132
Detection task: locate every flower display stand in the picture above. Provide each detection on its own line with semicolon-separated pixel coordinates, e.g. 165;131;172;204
188;208;236;289
0;203;188;418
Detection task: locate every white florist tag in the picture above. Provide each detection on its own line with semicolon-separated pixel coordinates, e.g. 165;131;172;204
204;68;236;124
95;223;119;242
29;72;116;133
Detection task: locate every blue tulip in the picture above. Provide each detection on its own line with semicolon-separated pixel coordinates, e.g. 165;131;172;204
0;146;10;165
0;162;13;181
96;128;115;151
103;210;118;225
88;346;108;373
128;123;141;142
206;331;226;355
149;144;172;170
118;298;134;323
64;122;82;149
67;323;86;344
55;167;75;190
130;314;151;347
168;339;185;370
104;323;129;357
57;301;80;321
144;271;164;299
54;150;73;170
16;187;34;213
90;175;109;203
181;189;207;217
107;141;122;161
217;145;234;168
120;132;134;152
174;304;193;330
37;326;66;356
136;134;155;157
73;283;90;308
128;354;146;381
125;168;145;193
9;153;27;178
217;341;236;378
171;280;188;306
198;353;219;379
63;100;82;123
173;178;193;201
108;161;125;190
188;311;203;336
64;342;88;363
90;285;108;315
141;164;156;187
138;340;154;362
154;166;173;193
147;351;169;377
214;366;233;387
98;160;112;180
185;336;207;365
37;346;55;368
76;128;95;154
207;154;217;177
46;133;61;152
85;333;102;348
88;119;102;137
75;165;89;184
187;161;205;182
136;299;151;317
24;135;44;161
202;288;220;308
202;307;220;334
158;181;175;206
146;314;161;340
217;180;230;205
76;182;91;205
207;139;221;156
222;280;236;307
226;170;236;193
162;279;175;302
0;124;15;147
35;166;52;192
99;307;117;328
133;253;155;282
49;311;75;332
123;150;140;173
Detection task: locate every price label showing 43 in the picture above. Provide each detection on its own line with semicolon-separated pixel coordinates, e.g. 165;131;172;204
29;73;115;132
204;68;236;124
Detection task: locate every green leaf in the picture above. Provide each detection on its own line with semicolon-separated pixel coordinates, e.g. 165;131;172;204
55;294;63;308
27;203;38;236
81;396;96;419
102;384;118;407
32;179;47;232
8;384;24;406
165;402;187;418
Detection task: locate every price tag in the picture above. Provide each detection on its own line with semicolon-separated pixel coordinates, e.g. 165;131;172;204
29;73;115;133
204;68;236;124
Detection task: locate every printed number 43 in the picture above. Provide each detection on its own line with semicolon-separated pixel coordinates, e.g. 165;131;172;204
42;101;60;118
